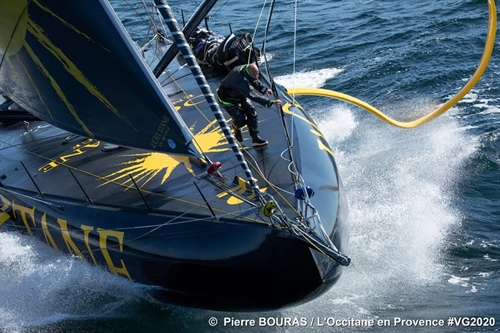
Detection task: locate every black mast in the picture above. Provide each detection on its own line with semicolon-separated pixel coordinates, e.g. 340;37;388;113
152;0;219;77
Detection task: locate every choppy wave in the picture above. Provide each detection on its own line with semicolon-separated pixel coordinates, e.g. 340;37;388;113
0;232;147;332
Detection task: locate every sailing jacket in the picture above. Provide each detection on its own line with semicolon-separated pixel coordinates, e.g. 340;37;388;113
218;65;274;107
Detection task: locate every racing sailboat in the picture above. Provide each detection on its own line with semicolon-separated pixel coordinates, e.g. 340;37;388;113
0;0;495;312
0;0;350;311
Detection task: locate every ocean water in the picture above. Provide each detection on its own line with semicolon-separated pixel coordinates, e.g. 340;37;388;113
1;0;499;332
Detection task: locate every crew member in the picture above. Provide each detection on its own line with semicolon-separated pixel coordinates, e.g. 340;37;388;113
217;63;282;147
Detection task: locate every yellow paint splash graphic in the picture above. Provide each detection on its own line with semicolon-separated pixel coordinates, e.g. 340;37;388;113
282;102;321;132
191;120;231;153
26;3;136;132
32;0;97;46
99;152;194;189
317;138;334;157
102;120;230;188
284;103;334;157
23;41;92;135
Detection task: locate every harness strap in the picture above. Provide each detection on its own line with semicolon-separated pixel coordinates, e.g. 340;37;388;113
223;55;240;66
216;89;233;105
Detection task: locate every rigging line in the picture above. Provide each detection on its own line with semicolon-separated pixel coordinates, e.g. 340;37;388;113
261;0;298;180
122;206;266;232
210;0;231;18
140;0;161;34
118;0;156;40
292;0;297;101
278;146;301;181
158;67;189;87
140;1;172;58
0;138;202;208
289;224;328;257
289;0;298;144
157;64;229;139
3;205;269;262
290;221;349;266
112;203;214;245
201;174;259;207
1;218;214;261
153;64;223;163
196;188;270;225
257;1;273;93
165;70;216;125
250;0;268;65
241;148;298;214
1;170;267;230
123;0;168;69
161;70;230;162
289;0;497;129
140;34;167;66
0;137;262;224
5;183;269;240
155;0;262;196
260;0;274;74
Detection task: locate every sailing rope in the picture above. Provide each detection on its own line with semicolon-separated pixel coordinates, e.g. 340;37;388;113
260;0;308;200
250;0;268;65
289;0;298;169
0;134;272;228
292;0;298;102
288;0;497;129
153;0;261;196
253;0;350;266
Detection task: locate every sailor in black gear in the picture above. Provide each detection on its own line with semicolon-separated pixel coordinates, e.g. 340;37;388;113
217;63;283;147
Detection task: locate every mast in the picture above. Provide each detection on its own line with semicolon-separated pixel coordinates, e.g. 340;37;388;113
152;0;219;77
153;0;261;193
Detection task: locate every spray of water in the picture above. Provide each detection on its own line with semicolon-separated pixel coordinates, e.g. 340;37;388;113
275;68;344;91
0;232;146;330
275;68;478;325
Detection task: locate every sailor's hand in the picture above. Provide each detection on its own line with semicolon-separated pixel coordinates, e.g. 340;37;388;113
266;89;273;96
274;99;283;107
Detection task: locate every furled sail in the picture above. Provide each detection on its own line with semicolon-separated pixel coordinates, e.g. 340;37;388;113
0;0;199;156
